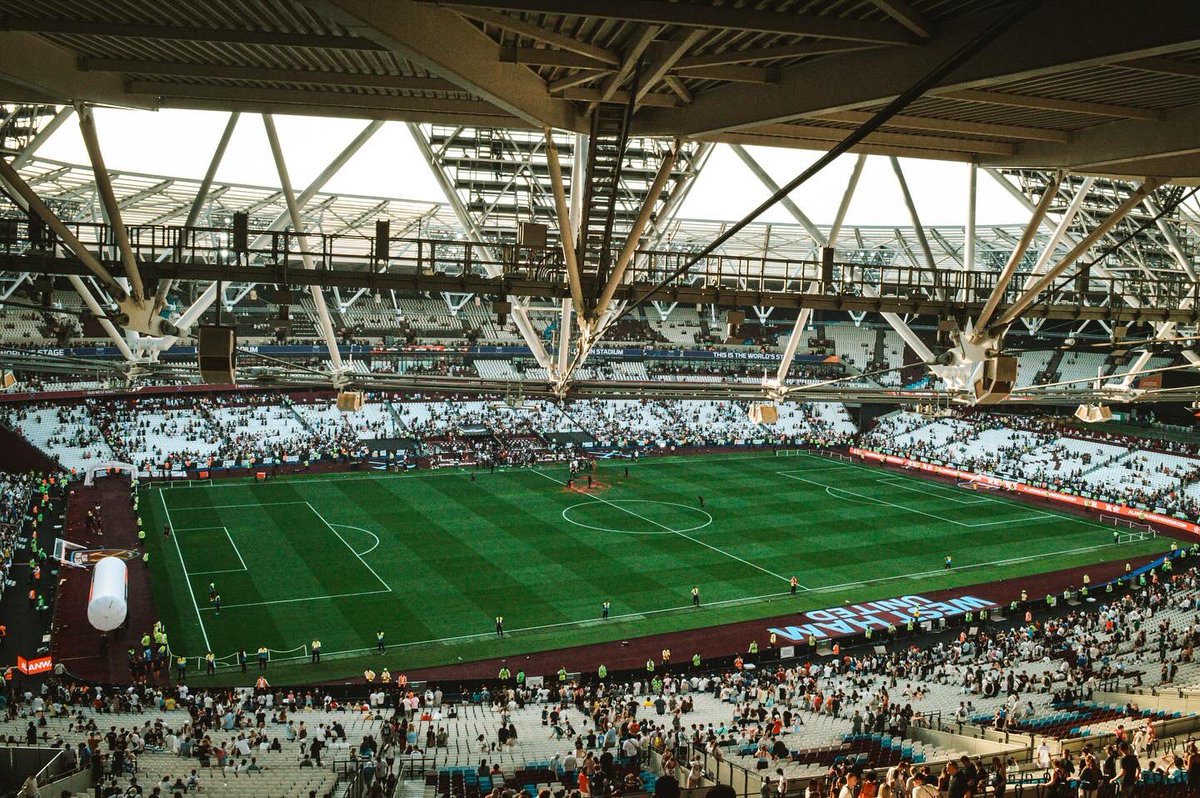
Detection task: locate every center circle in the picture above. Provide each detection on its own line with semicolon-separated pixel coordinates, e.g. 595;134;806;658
562;500;713;535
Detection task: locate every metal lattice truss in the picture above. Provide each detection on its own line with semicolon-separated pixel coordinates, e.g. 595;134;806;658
0;1;1200;177
3;101;1200;404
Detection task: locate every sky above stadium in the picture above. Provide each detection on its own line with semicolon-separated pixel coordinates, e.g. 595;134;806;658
36;107;1032;227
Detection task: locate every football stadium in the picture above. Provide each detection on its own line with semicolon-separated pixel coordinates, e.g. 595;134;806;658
6;2;1200;797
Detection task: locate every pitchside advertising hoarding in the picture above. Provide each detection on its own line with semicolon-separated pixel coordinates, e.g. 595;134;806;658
767;593;998;642
16;655;53;675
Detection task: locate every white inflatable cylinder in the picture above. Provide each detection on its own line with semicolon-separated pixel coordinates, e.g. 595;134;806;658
87;556;128;632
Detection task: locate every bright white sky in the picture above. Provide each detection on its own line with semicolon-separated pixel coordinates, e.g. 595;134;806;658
35;107;1032;227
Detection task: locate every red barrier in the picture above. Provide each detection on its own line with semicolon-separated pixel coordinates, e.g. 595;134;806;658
849;447;1200;536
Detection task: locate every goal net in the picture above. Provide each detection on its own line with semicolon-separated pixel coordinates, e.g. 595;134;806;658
1114;529;1158;545
1101;514;1159;543
52;539;90;569
82;462;138;487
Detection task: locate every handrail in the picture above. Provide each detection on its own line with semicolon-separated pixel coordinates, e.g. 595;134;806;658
3;219;1194;318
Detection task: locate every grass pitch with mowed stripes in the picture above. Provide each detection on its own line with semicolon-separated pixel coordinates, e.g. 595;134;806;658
138;451;1164;681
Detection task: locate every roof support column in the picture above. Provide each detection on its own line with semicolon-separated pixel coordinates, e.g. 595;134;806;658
544;129;585;321
857;283;937;363
1021;176;1094;292
67;275;135;361
973;172;1061;335
828;154;866;249
556;297;573;378
77;104;145;305
262;114;345;376
250;119;383;251
888;157;935;272
990;177;1163;332
731;144;826;247
961;163;977;302
773;303;814;386
154;111;241;306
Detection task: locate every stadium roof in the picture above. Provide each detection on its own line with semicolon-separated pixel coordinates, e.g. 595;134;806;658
2;0;1200;177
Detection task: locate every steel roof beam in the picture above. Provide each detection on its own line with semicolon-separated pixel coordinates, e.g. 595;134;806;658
432;0;914;44
158;96;529;130
9;105;73;170
673;41;881;69
451;8;619;65
297;0;580;130
1001;101;1200;178
634;0;1200;137
1;19;387;50
637;29;707;102
263;114;345;375
870;0;931;38
809;110;1071;144
84;60;463;93
934;89;1160;121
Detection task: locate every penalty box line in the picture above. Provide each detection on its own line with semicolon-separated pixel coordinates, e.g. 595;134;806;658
164;499;391;607
531;468;796;587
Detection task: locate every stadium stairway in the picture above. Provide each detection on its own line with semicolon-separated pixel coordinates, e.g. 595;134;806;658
871;328;886;370
1042;349;1065;384
1077;448;1135;480
288;403;314;433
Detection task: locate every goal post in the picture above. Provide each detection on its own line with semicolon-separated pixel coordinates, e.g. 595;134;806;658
82;462;138;487
1115;529;1158;545
1099;514;1160;543
52;538;89;569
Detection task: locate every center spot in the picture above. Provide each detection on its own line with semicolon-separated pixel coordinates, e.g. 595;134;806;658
562;499;713;535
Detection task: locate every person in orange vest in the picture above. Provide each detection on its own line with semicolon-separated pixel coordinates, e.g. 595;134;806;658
733;654;744;670
27;588;36;609
832;642;840;657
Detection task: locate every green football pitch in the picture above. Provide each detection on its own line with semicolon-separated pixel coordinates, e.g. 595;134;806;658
138;451;1165;682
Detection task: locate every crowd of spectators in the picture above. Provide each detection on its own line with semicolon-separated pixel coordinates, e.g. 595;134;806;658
859;412;1200;520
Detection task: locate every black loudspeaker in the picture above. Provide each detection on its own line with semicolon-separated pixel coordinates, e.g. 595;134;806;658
1076;263;1090;298
821;247;835;286
494;299;511;325
374;219;390;263
197;325;236;384
27;209;46;248
518;222;548;248
726;310;745;339
232;212;249;254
